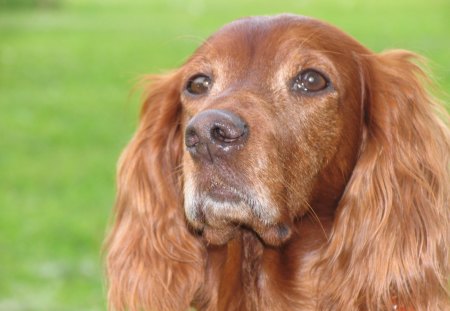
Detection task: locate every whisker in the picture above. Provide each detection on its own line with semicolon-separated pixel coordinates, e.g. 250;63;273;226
279;177;329;242
304;200;329;242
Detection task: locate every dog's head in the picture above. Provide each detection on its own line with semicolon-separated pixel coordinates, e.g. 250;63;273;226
181;15;366;245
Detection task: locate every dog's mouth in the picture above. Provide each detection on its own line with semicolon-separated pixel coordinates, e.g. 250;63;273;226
184;178;292;246
208;182;242;203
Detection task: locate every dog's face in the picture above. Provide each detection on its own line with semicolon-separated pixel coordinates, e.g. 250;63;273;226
181;15;365;245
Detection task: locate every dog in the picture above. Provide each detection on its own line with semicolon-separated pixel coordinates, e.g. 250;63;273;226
106;15;450;310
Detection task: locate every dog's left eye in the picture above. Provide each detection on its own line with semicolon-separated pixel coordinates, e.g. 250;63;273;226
292;69;329;94
186;74;212;95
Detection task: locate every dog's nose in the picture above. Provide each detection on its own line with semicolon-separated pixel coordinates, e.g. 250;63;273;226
185;109;249;162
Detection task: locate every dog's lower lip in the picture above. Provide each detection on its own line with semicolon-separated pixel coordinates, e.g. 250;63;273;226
208;186;241;202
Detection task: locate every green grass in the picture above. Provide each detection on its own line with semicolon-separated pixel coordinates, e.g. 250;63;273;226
0;0;448;310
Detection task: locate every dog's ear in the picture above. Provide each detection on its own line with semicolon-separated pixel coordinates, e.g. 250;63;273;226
106;72;205;311
317;51;450;310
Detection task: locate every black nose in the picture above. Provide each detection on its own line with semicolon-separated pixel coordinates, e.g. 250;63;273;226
185;109;249;162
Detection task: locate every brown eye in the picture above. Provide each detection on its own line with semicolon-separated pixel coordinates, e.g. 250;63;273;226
293;69;329;94
186;74;212;95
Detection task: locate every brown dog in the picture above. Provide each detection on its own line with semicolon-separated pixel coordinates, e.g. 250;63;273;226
106;15;450;311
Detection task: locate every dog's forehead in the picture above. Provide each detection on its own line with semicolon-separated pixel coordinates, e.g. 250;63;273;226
201;15;339;55
187;14;362;70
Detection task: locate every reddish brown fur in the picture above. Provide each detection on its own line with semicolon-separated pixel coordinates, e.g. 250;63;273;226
106;15;450;310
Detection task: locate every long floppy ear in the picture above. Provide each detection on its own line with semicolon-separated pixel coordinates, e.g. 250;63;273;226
106;72;205;311
318;51;450;310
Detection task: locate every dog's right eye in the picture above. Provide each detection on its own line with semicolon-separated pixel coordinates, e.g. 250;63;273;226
186;74;212;95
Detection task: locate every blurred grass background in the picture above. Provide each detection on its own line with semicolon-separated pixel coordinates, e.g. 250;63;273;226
0;0;448;310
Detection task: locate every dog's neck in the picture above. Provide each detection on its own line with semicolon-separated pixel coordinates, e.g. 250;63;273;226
240;230;265;310
201;217;334;311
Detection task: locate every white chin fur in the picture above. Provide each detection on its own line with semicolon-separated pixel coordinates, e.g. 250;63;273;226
183;175;279;226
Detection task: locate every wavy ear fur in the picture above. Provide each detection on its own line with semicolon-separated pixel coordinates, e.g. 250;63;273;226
318;51;450;310
106;72;205;311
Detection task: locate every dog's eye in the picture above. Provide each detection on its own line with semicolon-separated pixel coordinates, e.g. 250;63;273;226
292;69;329;94
186;74;212;95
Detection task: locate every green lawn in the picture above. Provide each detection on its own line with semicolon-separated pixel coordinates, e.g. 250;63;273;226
0;0;448;310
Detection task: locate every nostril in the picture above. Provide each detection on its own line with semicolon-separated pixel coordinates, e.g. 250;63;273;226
185;128;200;148
211;123;248;144
212;126;233;143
